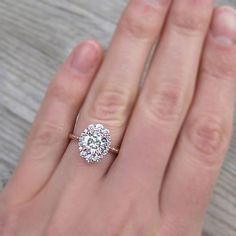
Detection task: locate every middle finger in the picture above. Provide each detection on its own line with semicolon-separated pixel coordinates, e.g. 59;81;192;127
108;0;214;196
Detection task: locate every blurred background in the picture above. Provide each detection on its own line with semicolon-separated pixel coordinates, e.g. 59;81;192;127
0;0;236;235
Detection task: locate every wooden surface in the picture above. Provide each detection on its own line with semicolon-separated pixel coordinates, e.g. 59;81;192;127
0;0;236;235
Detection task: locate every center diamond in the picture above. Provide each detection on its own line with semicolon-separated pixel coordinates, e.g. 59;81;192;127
79;124;111;163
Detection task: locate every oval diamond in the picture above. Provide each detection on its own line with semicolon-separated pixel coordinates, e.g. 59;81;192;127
78;124;111;163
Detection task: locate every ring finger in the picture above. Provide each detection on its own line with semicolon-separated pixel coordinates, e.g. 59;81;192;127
59;0;172;179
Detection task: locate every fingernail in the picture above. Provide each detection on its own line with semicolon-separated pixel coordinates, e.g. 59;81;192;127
211;7;236;46
71;41;99;73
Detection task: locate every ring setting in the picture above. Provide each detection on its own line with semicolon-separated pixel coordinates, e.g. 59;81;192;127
69;124;119;163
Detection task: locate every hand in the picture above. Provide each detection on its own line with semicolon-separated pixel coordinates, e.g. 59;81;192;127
1;0;236;235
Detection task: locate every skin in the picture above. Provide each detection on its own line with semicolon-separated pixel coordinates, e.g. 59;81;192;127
1;0;236;235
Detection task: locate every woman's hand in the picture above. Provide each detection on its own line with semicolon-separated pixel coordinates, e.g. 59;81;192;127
1;0;236;235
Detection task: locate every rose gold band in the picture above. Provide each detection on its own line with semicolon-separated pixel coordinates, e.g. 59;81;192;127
69;133;80;141
69;133;119;155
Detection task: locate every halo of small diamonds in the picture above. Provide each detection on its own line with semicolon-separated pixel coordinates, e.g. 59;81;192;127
78;124;111;163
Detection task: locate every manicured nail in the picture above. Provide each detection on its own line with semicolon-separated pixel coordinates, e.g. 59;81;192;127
71;41;99;73
211;7;236;46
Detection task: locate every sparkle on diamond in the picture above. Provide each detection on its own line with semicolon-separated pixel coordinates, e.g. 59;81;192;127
79;124;111;163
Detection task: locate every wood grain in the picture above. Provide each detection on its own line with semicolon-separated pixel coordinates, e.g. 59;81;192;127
0;0;236;235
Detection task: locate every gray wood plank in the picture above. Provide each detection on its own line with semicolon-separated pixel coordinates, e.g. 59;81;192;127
0;0;235;235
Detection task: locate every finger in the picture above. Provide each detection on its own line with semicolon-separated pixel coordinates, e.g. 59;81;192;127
40;0;172;228
2;41;103;205
108;0;213;193
159;7;236;235
60;0;171;178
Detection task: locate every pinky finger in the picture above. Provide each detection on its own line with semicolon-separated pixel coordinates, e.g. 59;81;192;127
159;7;236;236
1;40;103;206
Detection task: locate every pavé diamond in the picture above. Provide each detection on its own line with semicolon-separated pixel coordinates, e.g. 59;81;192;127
78;124;111;163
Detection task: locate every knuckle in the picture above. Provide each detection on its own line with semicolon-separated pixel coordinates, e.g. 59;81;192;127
120;15;153;40
201;48;236;82
201;66;235;83
185;115;231;163
119;1;162;39
88;87;129;126
48;79;76;106
170;8;208;36
144;83;184;123
30;121;65;150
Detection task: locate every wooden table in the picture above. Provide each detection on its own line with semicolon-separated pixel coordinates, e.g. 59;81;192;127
0;0;235;235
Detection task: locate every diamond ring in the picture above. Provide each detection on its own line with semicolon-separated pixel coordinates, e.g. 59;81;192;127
69;124;119;163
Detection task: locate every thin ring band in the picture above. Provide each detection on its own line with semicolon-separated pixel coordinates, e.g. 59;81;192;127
69;134;119;155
